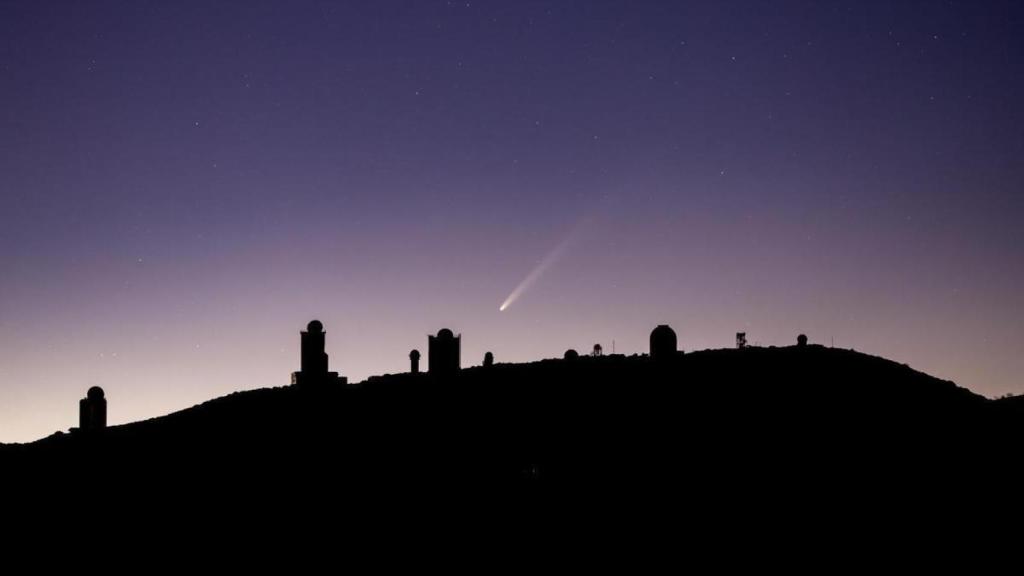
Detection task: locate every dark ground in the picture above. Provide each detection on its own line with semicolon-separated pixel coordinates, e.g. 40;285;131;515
3;345;1023;541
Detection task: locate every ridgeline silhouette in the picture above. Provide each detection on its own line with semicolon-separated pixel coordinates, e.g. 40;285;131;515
3;320;1024;523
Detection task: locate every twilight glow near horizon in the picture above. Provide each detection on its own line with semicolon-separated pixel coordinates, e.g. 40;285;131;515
2;1;1023;442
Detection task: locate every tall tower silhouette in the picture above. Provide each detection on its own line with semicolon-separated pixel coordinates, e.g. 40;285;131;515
410;349;421;373
79;386;107;431
428;328;461;377
291;320;347;387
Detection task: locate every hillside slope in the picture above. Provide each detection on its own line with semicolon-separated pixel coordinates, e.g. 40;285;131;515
3;345;1022;518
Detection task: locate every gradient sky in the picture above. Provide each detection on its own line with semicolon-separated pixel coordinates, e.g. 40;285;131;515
2;1;1023;442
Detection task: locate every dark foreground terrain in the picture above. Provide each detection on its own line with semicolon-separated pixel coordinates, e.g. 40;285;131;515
4;345;1024;537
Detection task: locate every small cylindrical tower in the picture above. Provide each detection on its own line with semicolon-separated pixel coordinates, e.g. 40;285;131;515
410;349;421;373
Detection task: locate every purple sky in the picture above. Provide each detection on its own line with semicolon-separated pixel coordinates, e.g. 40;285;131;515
2;1;1023;442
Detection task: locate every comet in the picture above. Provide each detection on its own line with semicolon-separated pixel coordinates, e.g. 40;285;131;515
499;215;593;312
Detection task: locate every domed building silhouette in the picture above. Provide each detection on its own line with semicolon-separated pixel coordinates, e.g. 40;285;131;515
428;328;461;377
483;351;494;367
564;349;579;360
650;324;678;360
797;334;808;347
79;386;107;431
291;320;347;387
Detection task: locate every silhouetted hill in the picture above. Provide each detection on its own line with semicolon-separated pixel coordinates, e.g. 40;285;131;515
4;345;1024;530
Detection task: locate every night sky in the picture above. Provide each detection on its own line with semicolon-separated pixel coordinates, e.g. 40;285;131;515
2;1;1023;442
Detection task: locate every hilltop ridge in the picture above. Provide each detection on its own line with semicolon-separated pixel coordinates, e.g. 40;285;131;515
2;344;989;448
5;341;1024;535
